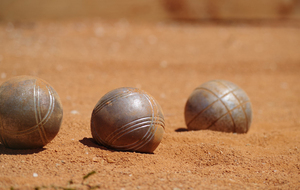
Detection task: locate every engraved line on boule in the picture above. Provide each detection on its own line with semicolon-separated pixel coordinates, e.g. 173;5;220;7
92;89;164;151
188;87;238;128
36;83;47;145
106;117;164;144
231;91;250;128
219;96;236;132
110;121;164;149
131;93;160;151
33;81;46;144
113;92;159;151
186;98;219;127
194;87;239;98
217;80;250;130
206;101;250;130
92;90;137;117
105;117;149;143
112;92;160;151
131;92;157;150
111;125;152;149
36;82;47;145
34;81;38;130
93;89;137;115
109;119;164;145
111;124;159;149
216;80;237;92
99;90;156;150
134;93;161;151
197;87;236;131
92;91;130;116
36;81;54;145
91;90;141;147
40;84;54;144
5;82;55;136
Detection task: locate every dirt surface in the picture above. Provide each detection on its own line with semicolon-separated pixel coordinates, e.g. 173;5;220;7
0;19;300;189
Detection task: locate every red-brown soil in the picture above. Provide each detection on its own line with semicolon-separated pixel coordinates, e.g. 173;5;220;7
0;19;300;189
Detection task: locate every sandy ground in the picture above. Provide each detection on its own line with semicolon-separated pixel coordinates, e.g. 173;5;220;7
0;19;300;189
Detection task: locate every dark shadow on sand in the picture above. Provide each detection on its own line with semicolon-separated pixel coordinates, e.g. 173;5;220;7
79;137;153;154
175;128;189;132
79;137;108;150
0;143;45;155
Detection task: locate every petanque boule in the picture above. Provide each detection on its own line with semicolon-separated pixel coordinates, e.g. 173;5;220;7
0;76;63;149
91;87;165;153
185;79;252;133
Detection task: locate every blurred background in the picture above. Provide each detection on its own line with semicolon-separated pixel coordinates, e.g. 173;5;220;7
1;0;300;21
1;1;300;189
0;0;300;124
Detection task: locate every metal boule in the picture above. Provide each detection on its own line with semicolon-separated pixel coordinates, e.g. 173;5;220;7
0;76;63;149
185;80;252;133
91;87;165;153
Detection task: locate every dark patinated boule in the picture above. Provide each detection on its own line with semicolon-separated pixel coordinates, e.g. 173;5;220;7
91;87;165;153
185;80;252;133
0;76;63;149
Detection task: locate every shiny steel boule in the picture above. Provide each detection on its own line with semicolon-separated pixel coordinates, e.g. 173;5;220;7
91;87;165;153
0;76;63;149
185;80;252;133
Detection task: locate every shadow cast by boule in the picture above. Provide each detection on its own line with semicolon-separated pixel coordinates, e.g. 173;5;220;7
79;137;108;149
0;143;46;155
175;128;189;132
79;137;154;154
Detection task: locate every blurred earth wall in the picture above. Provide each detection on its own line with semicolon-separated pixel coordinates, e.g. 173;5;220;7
0;0;300;21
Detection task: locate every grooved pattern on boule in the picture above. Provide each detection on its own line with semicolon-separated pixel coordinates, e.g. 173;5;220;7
187;87;239;127
91;89;140;148
105;116;165;146
92;89;135;117
216;80;250;129
0;76;63;149
185;80;252;133
91;87;165;153
92;90;165;150
110;117;165;150
129;92;159;151
34;81;54;145
4;82;55;138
